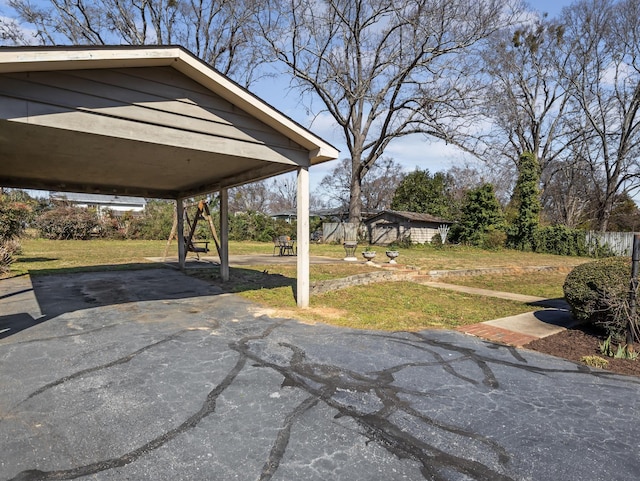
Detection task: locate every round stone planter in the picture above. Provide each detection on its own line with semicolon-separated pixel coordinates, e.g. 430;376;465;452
362;251;377;263
385;250;399;264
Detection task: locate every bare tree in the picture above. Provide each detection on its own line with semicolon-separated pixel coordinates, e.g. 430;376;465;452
446;163;511;205
472;17;576;176
258;0;522;222
0;14;29;45
266;175;298;213
541;156;594;227
315;157;405;212
560;0;640;231
228;181;270;214
4;0;268;84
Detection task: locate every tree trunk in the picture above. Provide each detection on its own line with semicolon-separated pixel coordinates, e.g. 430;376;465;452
595;195;615;232
349;173;363;223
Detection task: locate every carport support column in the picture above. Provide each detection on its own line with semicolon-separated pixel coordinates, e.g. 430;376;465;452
177;197;186;269
297;166;310;308
220;188;230;282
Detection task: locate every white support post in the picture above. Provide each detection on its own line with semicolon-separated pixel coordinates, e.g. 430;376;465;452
177;197;186;269
220;188;230;282
297;166;310;308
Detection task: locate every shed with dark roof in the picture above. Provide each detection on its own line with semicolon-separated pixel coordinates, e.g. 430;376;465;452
364;210;453;245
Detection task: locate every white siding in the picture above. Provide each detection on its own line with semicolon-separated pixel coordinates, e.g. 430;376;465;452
409;227;439;244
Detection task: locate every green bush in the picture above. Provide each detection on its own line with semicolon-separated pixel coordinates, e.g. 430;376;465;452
226;211;296;242
563;257;637;340
481;226;507;250
36;204;99;240
0;198;31;242
431;233;443;247
128;200;175;240
456;183;505;247
534;225;587;256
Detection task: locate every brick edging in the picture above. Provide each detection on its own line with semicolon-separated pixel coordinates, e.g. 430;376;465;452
456;323;539;347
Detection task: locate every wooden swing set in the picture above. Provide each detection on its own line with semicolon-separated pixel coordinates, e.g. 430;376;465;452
163;200;221;260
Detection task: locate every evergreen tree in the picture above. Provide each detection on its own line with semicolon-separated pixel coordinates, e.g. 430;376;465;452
508;152;541;250
391;169;456;219
456;183;505;248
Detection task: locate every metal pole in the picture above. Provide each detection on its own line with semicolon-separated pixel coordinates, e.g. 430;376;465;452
628;234;640;346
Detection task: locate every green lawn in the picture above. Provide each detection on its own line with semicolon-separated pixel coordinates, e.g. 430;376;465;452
440;270;572;299
10;238;169;275
5;238;587;331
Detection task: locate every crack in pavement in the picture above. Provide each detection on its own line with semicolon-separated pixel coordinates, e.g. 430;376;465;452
405;331;640;383
258;395;320;481
7;316;639;481
6;322;284;481
232;332;516;480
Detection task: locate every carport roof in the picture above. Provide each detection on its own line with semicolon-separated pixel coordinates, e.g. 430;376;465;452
0;46;339;199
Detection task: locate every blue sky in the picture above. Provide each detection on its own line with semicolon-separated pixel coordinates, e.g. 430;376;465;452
9;0;577;198
250;0;578;193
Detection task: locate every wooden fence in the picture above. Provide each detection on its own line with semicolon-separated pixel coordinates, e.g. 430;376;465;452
322;222;359;243
586;231;638;256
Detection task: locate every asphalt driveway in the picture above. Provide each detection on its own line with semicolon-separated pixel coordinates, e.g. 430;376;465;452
1;269;639;480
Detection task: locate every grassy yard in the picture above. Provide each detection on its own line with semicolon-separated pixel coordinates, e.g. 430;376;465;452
239;280;540;330
5;238;588;331
10;238;170;275
440;270;573;299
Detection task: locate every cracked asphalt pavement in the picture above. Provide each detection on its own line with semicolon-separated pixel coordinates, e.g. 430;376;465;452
1;269;639;480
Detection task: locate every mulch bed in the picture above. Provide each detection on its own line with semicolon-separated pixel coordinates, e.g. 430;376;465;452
524;325;640;377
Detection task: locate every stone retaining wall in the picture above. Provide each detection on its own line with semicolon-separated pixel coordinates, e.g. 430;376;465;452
310;270;415;295
425;265;574;278
309;265;575;296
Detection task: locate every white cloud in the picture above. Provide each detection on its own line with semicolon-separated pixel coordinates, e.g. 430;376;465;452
0;14;38;46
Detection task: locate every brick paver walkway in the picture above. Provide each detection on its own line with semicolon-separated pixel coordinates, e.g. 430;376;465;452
456;323;539;347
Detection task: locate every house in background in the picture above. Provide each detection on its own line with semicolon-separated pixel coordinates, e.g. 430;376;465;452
364;210;454;245
49;192;146;217
270;210;297;223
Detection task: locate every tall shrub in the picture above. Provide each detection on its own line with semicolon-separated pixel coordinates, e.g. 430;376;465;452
228;211;295;242
455;183;505;248
128;200;175;240
534;225;587;256
507;152;541;250
0;196;31;242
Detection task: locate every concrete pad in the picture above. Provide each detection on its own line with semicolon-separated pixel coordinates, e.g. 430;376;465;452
485;309;576;338
148;254;343;268
2;269;640;481
420;281;548;303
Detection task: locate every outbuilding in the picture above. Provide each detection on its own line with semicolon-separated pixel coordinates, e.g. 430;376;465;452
364;210;454;245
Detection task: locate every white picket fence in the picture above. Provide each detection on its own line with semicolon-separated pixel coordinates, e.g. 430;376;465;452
586;231;638;256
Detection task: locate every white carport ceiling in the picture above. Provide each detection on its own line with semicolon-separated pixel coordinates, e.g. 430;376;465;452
0;46;339;199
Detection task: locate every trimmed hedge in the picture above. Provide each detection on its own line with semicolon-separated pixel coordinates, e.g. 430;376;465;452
534;225;587;256
563;257;636;340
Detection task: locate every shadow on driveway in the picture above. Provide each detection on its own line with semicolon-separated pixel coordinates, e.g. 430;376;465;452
0;265;296;340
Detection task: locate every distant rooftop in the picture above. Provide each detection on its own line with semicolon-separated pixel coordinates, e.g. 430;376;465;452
50;192;146;207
